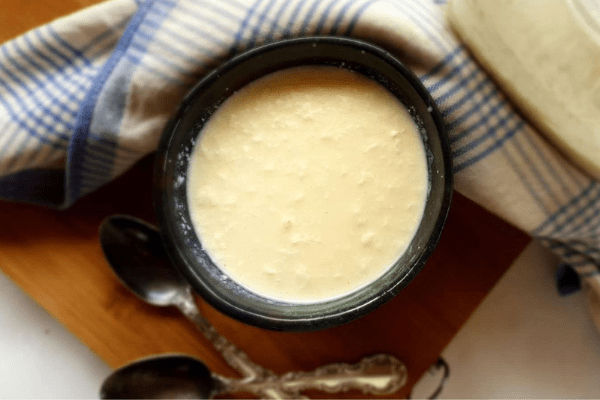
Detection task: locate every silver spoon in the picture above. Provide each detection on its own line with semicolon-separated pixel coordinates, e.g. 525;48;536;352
100;353;408;399
99;214;407;398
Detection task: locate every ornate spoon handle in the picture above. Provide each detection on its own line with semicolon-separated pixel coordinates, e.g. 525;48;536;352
176;293;299;399
175;292;273;381
224;354;407;397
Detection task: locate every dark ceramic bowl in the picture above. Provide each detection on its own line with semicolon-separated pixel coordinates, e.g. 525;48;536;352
154;37;452;331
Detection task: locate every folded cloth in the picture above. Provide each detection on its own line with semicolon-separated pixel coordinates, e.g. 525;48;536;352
1;0;599;330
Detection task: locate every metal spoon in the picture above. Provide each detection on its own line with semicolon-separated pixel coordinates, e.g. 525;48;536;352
100;353;408;399
100;355;218;399
98;215;407;398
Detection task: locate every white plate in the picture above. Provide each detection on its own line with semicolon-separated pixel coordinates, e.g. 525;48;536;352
448;0;600;180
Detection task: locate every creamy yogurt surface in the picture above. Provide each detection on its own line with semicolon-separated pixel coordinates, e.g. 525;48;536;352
187;66;428;303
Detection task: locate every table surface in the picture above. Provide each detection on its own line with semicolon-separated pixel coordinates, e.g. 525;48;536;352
0;1;530;398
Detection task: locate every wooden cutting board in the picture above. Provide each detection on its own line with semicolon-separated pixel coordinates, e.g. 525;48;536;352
0;1;530;397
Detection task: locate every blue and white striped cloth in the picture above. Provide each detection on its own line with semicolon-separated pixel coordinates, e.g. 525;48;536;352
1;0;599;330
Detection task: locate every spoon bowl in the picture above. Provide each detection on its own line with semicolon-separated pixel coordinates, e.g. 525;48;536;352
99;215;190;307
100;355;217;399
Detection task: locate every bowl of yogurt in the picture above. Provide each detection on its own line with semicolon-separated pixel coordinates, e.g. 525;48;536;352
154;37;452;331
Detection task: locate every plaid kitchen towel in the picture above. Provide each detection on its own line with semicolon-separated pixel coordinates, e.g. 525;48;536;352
1;0;599;330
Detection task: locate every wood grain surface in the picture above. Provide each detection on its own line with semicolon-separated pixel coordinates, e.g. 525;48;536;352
0;1;530;398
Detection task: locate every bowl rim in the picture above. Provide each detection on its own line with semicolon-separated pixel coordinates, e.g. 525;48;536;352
153;36;453;331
